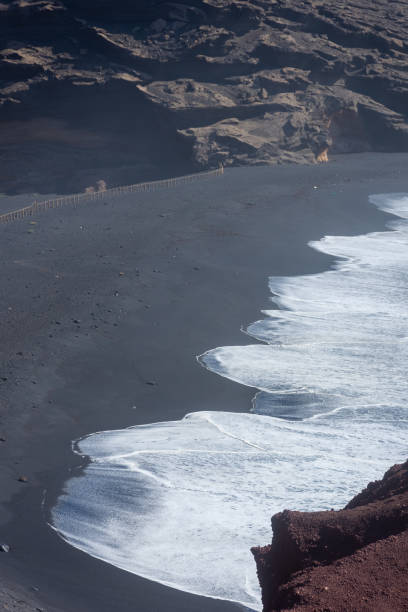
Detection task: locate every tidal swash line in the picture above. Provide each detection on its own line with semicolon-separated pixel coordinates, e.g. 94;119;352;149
51;193;408;610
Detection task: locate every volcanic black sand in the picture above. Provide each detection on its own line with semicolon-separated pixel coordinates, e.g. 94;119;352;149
0;153;407;612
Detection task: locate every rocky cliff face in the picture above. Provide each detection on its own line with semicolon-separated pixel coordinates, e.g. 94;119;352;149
252;460;408;611
1;0;408;193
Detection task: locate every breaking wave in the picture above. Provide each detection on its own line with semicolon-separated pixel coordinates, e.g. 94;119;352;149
52;193;408;611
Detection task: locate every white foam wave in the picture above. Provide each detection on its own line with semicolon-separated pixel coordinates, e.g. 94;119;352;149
52;411;407;610
202;194;408;419
52;193;408;611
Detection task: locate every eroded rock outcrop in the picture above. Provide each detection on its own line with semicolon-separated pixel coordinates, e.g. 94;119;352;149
252;460;408;611
1;0;408;192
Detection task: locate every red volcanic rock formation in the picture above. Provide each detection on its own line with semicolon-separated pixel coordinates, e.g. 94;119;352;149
252;460;408;611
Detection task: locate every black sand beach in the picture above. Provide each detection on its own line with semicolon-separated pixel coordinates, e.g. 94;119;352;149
0;153;407;612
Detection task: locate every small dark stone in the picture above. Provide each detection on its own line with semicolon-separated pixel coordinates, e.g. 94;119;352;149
0;436;6;442
146;380;157;386
18;475;28;483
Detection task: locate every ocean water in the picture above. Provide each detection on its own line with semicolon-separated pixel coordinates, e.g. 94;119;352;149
51;193;408;611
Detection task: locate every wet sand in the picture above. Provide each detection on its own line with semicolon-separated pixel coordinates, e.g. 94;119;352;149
0;153;407;612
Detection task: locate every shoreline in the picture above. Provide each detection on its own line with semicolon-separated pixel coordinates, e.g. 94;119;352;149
0;153;407;612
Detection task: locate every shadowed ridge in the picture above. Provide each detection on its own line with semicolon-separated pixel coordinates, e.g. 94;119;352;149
1;0;408;193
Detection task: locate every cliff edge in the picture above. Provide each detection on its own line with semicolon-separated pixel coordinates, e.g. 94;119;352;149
252;460;408;611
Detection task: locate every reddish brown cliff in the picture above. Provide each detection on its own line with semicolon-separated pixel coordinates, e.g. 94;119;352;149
252;460;408;611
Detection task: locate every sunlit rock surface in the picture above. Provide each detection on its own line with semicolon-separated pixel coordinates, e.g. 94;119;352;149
1;0;408;192
252;460;408;611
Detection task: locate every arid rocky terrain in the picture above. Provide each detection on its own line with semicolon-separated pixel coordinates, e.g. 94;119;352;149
1;0;408;193
252;460;408;611
1;3;408;611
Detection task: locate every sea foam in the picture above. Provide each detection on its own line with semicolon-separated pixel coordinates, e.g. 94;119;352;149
51;193;408;611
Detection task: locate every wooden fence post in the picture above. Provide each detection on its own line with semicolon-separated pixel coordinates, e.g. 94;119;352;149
0;166;225;225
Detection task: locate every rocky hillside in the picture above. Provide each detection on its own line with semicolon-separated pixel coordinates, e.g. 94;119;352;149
1;0;408;193
252;460;408;611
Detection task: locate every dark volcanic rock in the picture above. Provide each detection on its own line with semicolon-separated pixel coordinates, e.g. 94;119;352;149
252;459;408;611
1;0;408;192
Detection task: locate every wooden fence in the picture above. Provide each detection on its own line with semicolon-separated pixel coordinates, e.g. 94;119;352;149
0;166;224;225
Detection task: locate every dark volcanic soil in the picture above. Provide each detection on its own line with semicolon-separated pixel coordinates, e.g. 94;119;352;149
0;153;407;612
1;0;408;193
252;460;408;612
